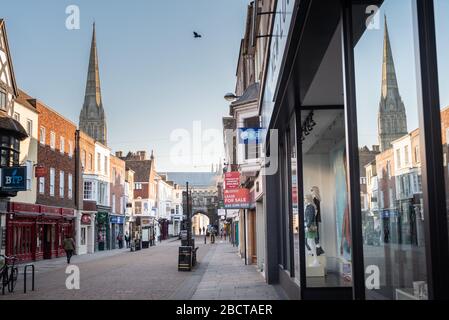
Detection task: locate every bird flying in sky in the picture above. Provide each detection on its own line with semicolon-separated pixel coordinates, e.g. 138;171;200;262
193;31;202;38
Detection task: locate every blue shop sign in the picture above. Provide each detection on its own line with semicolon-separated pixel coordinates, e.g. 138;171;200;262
0;166;27;192
238;128;264;144
110;216;124;224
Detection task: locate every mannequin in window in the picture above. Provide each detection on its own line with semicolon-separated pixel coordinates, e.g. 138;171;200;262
304;194;320;267
311;186;325;256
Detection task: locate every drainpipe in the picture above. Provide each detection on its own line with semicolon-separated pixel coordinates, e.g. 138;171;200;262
74;129;81;252
244;209;247;265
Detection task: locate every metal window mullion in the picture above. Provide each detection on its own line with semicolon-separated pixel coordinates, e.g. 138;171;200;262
414;0;449;300
342;0;366;300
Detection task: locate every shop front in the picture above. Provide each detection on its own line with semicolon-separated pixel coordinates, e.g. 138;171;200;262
259;0;449;300
139;216;155;248
110;215;125;249
159;218;169;241
95;211;110;251
78;212;95;255
5;202;75;262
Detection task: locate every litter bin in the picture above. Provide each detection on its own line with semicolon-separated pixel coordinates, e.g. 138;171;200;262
178;246;192;271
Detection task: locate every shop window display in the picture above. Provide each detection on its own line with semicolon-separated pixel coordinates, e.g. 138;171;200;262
300;109;351;287
352;1;428;300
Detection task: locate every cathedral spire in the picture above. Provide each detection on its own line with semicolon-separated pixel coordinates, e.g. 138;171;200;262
79;23;107;146
84;22;102;109
381;16;399;100
377;16;407;152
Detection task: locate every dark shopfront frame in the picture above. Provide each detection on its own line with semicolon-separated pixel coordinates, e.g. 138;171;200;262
262;0;449;300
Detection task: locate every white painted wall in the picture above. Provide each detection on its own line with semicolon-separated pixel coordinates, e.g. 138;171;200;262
13;100;38;204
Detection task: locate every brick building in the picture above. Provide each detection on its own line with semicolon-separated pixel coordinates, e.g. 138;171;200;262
117;150;157;248
78;131;96;254
6;98;77;262
110;154;126;249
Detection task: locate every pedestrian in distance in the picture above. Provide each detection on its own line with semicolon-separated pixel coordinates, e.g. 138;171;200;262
117;233;124;249
125;232;130;248
63;234;76;264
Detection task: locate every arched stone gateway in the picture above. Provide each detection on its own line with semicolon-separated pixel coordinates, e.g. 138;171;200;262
191;207;219;227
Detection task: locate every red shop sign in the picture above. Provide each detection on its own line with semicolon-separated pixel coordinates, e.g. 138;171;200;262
35;165;47;178
224;172;240;190
81;214;92;225
224;188;250;209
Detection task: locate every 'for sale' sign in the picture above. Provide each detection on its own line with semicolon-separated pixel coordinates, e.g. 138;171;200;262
224;188;251;209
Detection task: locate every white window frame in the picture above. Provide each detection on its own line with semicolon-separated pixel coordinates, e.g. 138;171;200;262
40;127;46;145
50;168;55;196
50;131;56;150
26;119;33;136
60;136;65;155
112;194;116;213
68;174;73;199
26;160;32;191
84;181;95;201
68;141;73;158
39;177;45;194
59;170;65;198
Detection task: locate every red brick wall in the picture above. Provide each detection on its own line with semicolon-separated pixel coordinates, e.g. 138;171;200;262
34;101;77;209
79;131;95;174
134;183;149;200
110;155;126;214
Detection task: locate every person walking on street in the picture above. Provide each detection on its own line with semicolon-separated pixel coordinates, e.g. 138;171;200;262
63;235;76;264
202;226;205;235
125;232;130;248
117;233;124;249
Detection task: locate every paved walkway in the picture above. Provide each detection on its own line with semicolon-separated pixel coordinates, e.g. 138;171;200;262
191;240;281;300
1;238;208;300
1;237;282;300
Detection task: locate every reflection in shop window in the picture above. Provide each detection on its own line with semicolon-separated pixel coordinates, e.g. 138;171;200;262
353;1;428;300
435;0;449;269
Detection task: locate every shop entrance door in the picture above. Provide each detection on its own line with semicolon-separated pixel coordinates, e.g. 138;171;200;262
43;224;52;259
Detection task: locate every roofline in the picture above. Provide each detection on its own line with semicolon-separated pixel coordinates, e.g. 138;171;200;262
0;19;19;98
33;99;78;128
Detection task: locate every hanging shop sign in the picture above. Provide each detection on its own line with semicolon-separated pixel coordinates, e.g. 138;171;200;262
238;128;264;144
0;166;27;192
35;165;47;178
81;214;92;225
224;171;240;190
224;188;251;209
110;215;125;224
96;212;109;224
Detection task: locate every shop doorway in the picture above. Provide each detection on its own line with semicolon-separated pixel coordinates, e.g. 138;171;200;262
43;224;54;259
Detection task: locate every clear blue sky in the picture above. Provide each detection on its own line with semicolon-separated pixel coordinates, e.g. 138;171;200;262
2;0;248;172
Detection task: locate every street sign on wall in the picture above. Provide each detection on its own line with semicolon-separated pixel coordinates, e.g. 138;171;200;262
224;188;251;209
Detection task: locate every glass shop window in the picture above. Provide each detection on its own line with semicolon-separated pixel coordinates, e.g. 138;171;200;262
244;116;260;160
300;109;351;288
0;135;20;167
434;0;449;270
352;1;428;300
